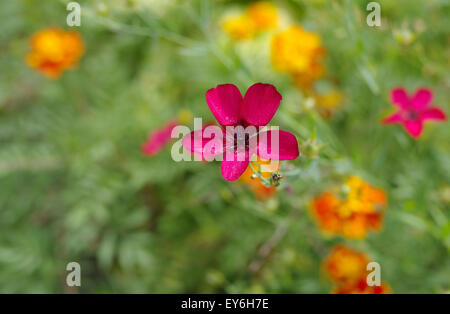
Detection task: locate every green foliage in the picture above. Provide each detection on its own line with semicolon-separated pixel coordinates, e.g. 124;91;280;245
0;0;448;293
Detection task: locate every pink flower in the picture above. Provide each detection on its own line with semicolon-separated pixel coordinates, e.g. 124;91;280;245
182;83;299;181
383;87;446;139
141;120;178;156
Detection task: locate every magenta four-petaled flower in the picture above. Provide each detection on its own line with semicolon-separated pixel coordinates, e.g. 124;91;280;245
383;87;446;139
182;83;300;181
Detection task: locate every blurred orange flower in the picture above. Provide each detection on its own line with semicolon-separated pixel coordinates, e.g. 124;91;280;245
311;176;387;239
271;25;325;84
239;158;279;200
324;245;391;294
291;62;325;91
333;279;391;294
222;1;278;40
26;28;84;79
324;245;369;286
246;2;278;30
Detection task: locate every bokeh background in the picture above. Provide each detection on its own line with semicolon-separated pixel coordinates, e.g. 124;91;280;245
0;0;448;293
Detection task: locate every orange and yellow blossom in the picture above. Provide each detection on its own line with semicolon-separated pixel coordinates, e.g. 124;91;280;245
271;25;325;83
239;158;280;201
291;61;325;91
324;245;369;286
26;28;84;79
333;279;391;294
311;176;387;239
272;25;343;116
324;245;391;294
222;14;258;41
246;2;278;30
222;1;279;40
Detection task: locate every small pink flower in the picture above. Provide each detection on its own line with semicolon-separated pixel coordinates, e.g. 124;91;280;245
383;87;446;139
141;120;178;156
182;83;299;181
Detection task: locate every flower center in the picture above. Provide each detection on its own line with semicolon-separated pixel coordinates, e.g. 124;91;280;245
405;110;419;120
225;125;259;155
233;132;251;152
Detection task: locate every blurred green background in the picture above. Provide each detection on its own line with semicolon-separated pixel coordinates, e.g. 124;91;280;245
0;0;448;293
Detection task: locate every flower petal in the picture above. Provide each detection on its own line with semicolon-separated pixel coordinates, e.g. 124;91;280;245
411;88;433;111
141;121;177;156
404;120;423;139
205;84;243;126
221;158;249;181
382;112;403;124
182;126;224;160
257;130;299;160
242;83;282;126
390;88;410;109
421;107;446;121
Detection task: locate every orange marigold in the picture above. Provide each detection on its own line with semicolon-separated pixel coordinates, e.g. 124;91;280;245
246;1;278;30
324;245;391;294
324;245;369;286
311;176;387;239
222;14;257;40
333;279;391;294
26;28;84;79
222;2;279;40
271;25;325;82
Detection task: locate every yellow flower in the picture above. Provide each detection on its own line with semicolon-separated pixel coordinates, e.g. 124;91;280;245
314;90;343;118
177;109;193;125
246;1;278;30
271;25;324;75
222;2;279;41
26;28;84;79
222;14;257;40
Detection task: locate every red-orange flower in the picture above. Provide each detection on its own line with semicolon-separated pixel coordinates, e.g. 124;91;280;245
324;245;369;286
333;279;391;294
26;28;84;78
324;245;391;294
311;176;387;239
